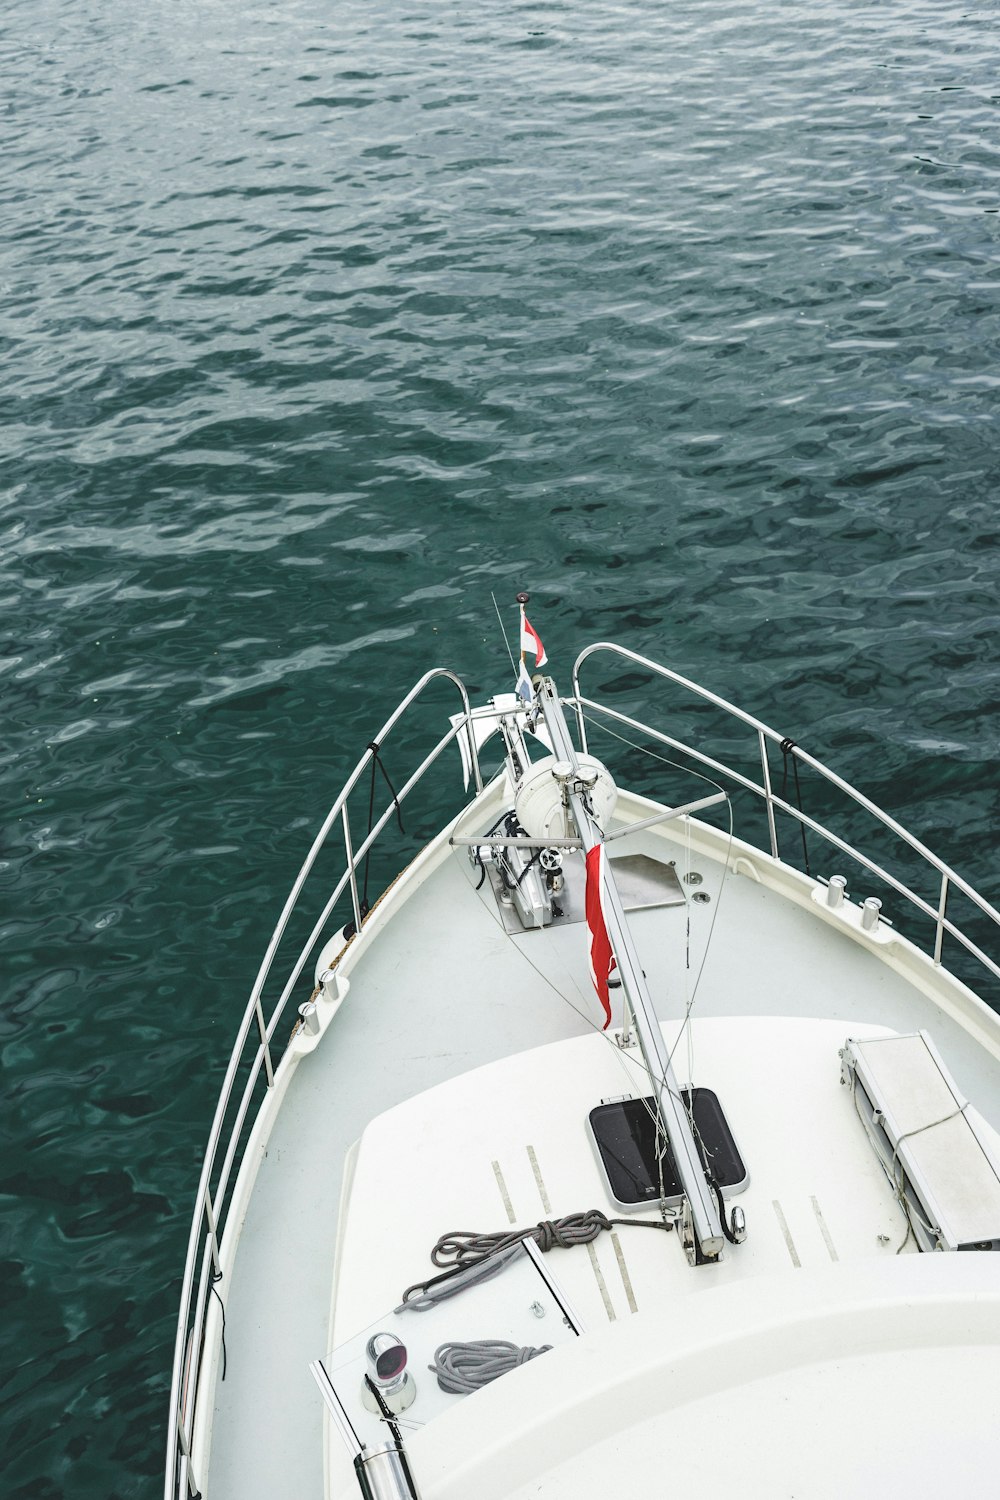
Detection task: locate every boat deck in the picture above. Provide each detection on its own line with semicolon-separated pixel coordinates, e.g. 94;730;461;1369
201;795;1000;1500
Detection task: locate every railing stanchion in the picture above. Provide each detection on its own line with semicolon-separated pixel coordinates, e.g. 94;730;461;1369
343;804;363;933
204;1189;222;1277
935;874;949;966
760;728;779;860
254;998;274;1089
465;709;484;794
572;676;589;754
177;1417;199;1494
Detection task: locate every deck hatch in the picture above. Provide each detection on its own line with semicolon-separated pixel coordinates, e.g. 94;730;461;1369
589;1089;747;1210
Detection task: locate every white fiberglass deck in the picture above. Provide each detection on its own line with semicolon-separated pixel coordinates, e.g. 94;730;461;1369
411;1253;1000;1500
333;1017;915;1340
201;792;1000;1500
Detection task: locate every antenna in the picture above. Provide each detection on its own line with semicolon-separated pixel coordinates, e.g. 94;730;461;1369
491;591;517;673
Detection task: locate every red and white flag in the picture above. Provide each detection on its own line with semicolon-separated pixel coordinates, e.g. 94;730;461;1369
585;844;615;1030
519;613;547;667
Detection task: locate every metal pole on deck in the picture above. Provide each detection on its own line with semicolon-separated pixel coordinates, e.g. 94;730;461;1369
535;676;726;1264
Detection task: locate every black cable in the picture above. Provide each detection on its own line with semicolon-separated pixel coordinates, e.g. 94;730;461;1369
472;810;511;891
780;737;811;877
210;1269;227;1381
514;844;545;888
710;1180;742;1246
360;744;379;912
364;1374;403;1447
361;740;406;905
343;740;406;938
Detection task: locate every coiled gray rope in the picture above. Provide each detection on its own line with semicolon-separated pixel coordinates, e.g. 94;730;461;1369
398;1208;671;1310
431;1209;622;1267
431;1340;552;1393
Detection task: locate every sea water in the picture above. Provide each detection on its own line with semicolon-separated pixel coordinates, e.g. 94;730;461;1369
2;1;999;1492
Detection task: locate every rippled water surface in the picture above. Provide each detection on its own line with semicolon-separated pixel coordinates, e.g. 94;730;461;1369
3;0;1000;1492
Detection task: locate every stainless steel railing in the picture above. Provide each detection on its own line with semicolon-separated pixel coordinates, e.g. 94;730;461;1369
572;642;1000;986
165;669;481;1500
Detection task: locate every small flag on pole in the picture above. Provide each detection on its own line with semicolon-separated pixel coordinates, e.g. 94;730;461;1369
585;844;615;1029
515;658;533;705
519;611;547;667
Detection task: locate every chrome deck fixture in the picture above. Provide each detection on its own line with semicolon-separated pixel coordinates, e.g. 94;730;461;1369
353;1441;422;1500
297;998;320;1036
312;1348;423;1500
361;1335;415;1415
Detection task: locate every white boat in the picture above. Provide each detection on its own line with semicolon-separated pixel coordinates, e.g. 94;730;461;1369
166;621;1000;1500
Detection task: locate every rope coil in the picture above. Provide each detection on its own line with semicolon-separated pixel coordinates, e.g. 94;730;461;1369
398;1208;672;1310
432;1209;620;1267
430;1339;552;1394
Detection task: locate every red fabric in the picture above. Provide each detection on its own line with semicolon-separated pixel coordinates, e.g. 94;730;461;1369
585;844;615;1029
519;613;547;667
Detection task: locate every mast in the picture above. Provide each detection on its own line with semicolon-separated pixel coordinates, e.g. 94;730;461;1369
534;675;727;1264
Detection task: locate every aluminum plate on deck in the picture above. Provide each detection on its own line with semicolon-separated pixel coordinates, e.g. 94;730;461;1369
613;854;686;913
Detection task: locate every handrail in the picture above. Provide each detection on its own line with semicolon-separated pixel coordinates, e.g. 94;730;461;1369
572;642;1000;977
165;669;479;1500
573;693;1000;983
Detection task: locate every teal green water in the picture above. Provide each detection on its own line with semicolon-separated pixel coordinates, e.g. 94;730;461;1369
3;0;1000;1492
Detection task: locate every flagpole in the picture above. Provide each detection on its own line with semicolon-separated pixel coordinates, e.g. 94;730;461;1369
516;590;529;666
534;675;727;1266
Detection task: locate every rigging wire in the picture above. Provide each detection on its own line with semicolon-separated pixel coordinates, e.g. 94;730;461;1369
491;590;518;674
581;708;738;1145
578;713;742;1199
579;709;737;1041
501;722;739;1221
437;702;743;1238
